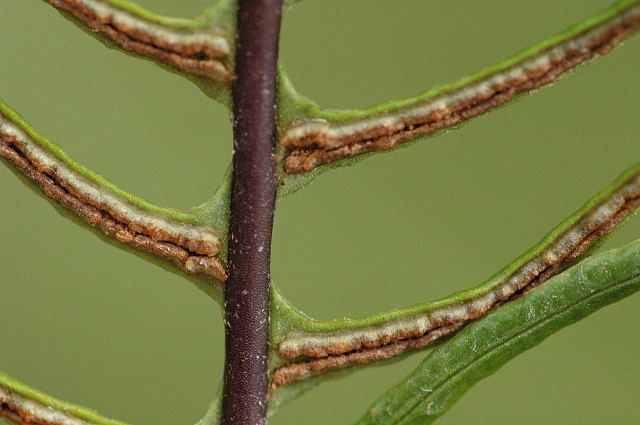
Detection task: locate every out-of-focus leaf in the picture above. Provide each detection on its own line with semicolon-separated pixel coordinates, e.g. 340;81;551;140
355;238;640;425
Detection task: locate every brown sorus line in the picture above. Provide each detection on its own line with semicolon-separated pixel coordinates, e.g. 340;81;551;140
272;188;640;386
1;386;87;425
0;135;227;282
0;129;219;255
271;323;463;388
0;400;40;425
283;10;640;173
516;195;640;298
280;184;640;361
0;403;63;425
0;403;24;425
47;0;231;82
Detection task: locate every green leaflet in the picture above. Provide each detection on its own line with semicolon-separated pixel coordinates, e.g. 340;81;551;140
282;0;640;124
266;164;639;414
0;370;129;425
44;0;237;106
272;164;640;338
99;0;214;29
4;2;639;424
192;164;233;251
0;100;202;226
0;100;227;302
354;238;640;425
276;0;640;193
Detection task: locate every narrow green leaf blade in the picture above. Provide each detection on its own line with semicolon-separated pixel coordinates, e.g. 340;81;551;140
355;238;640;425
0;370;129;425
277;0;640;190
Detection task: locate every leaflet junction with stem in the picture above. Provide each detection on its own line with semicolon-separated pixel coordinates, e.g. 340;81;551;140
1;0;640;424
271;165;640;387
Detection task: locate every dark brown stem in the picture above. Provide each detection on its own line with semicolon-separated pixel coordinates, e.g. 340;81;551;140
221;0;283;424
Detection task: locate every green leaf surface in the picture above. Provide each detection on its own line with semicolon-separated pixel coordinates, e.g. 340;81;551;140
42;0;236;107
283;0;640;123
0;100;202;226
0;99;227;303
0;370;129;425
276;0;640;194
99;0;213;29
271;163;640;338
355;238;640;425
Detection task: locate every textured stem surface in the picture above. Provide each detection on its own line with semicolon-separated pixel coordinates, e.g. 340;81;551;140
221;0;283;424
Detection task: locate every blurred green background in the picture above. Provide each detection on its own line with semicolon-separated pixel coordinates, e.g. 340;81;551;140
1;0;639;424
